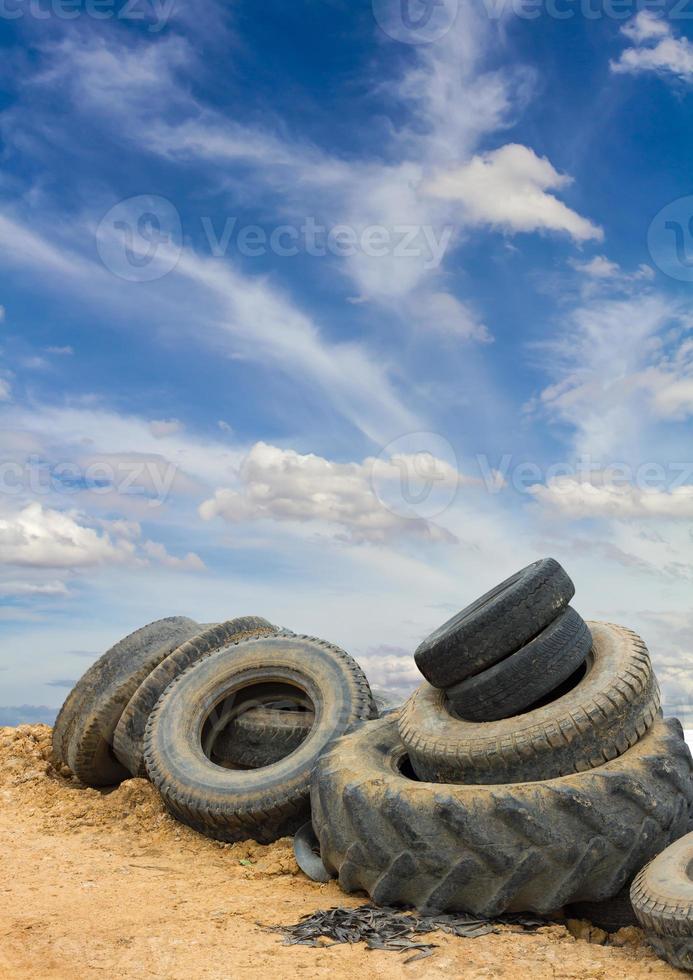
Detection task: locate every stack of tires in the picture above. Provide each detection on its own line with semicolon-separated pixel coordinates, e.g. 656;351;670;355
312;559;693;922
52;617;379;843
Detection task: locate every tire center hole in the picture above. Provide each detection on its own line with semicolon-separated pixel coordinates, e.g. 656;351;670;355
200;680;314;770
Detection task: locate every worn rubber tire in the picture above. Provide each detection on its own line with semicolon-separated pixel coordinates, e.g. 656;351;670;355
447;607;592;722
112;617;277;777
400;622;660;784
213;704;315;769
52;616;201;786
644;935;693;972
631;831;693;970
566;885;638;932
414;558;574;688
143;634;377;843
312;714;693;916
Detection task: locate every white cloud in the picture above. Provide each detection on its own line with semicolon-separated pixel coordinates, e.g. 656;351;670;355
199;441;466;544
425;144;602;242
9;22;536;336
0;499;209;573
0;305;5;322
532;478;693;520
0;580;70;597
142;539;205;571
571;254;621;279
410;291;491;343
0;502;138;568
0;379;11;402
533;294;691;457
621;11;670;45
611;13;693;81
148;418;183;439
45;345;73;355
356;644;420;696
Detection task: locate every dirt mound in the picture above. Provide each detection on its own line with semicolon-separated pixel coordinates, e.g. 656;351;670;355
0;725;682;979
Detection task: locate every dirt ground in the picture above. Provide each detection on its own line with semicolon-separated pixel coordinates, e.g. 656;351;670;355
0;725;683;979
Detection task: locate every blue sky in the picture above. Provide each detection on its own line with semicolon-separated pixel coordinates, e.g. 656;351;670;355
0;0;692;726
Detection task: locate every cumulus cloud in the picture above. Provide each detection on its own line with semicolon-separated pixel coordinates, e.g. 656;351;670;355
0;502;138;568
611;13;693;81
425;144;602;243
0;501;206;572
198;441;468;544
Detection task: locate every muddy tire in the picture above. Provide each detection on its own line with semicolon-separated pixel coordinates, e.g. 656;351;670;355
447;607;592;722
566;885;637;932
143;634;377;843
631;831;693;970
312;715;693;916
414;558;574;688
213;704;315;769
113;617;277;777
52;617;201;787
399;622;660;784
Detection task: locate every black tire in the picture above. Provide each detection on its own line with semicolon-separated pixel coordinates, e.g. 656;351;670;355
143;634;377;844
213;703;315;769
112;617;277;777
566;885;637;932
414;558;574;688
399;622;660;784
52;616;201;786
631;831;693;971
446;608;592;722
312;715;693;916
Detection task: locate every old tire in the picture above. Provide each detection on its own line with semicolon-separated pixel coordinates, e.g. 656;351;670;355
447;607;592;722
414;558;574;688
631;831;693;971
52;616;201;786
399;622;660;784
143;634;377;843
312;715;693;916
213;703;315;769
112;617;277;777
566;886;638;932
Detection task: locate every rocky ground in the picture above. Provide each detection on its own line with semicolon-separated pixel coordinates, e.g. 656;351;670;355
0;724;683;979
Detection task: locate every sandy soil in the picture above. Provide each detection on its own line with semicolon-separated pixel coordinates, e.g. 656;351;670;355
0;725;683;980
